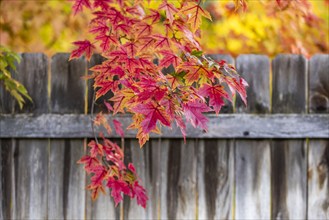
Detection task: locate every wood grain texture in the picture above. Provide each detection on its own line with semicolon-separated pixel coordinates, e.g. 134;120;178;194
308;54;329;219
271;54;307;219
309;54;329;113
51;53;86;113
272;54;307;114
1;114;328;138
235;54;271;219
159;139;170;220
48;140;88;219
124;139;148;219
176;139;197;219
197;139;234;220
14;139;49;219
0;139;14;219
308;140;329;219
49;53;87;219
236;54;270;113
15;53;49;113
235;140;271;219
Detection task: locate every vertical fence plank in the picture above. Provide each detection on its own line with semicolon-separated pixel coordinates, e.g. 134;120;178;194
159;139;170;220
235;55;271;219
85;54;117;219
7;54;50;219
0;139;14;219
197;140;234;219
49;53;86;219
176;139;197;220
308;54;329;218
272;54;307;219
124;139;151;219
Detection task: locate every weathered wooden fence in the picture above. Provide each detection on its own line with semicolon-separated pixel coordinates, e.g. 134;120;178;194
0;53;328;220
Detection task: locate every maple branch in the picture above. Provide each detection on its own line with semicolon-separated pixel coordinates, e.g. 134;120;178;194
90;91;100;145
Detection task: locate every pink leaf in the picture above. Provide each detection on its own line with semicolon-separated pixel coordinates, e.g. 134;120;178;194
113;119;124;137
70;40;95;61
183;101;211;131
72;0;91;15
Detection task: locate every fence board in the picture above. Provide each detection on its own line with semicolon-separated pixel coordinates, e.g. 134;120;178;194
49;53;87;219
271;54;307;219
235;54;271;219
308;140;329;219
50;53;86;113
308;54;329;219
124;139;152;219
14;139;48;219
198;140;234;219
0;139;14;219
2;114;328;138
176;139;197;219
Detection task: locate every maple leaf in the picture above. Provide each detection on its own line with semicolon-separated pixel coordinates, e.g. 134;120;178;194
198;84;231;114
143;9;160;24
158;1;178;24
183;100;211;131
223;76;248;105
70;40;95;61
107;177;131;207
90;165;108;186
96;34;119;51
90;20;109;36
152;34;170;49
134;22;152;37
72;0;91;15
113;119;124;137
131;181;148;208
136;76;167;102
88;140;104;157
77;155;101;173
159;50;181;69
88;185;106;201
94;80;118;100
93;0;111;10
180;2;212;32
132;102;171;134
179;62;214;85
94;112;112;134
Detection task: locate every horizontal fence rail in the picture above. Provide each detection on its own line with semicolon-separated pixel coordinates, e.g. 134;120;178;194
1;114;328;138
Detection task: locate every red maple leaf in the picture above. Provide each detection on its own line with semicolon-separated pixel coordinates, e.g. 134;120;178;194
159;0;178;23
96;34;119;51
132;102;171;133
113;119;124;137
183;101;211;131
93;0;111;10
70;40;95;61
107;177;131;207
87;185;106;201
143;9;160;24
131;181;148;208
77;155;101;173
223;77;248;105
90;165;108;186
198;84;231;114
159;50;181;69
72;0;91;15
88;140;104;157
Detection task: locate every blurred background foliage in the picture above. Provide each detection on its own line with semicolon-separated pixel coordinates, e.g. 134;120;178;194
0;0;328;58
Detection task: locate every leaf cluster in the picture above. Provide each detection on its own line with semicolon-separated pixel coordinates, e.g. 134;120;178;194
0;46;32;109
